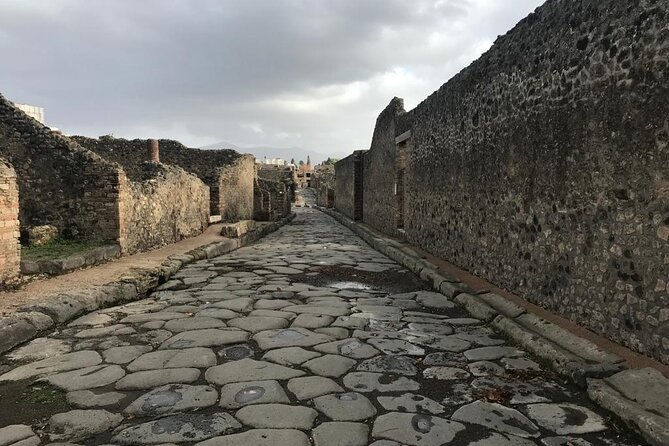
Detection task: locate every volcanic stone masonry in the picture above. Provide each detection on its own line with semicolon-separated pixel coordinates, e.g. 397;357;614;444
0;158;19;284
336;0;669;363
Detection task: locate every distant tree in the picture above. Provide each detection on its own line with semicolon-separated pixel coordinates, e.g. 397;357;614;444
290;158;295;165
322;157;339;165
299;160;305;166
306;155;311;165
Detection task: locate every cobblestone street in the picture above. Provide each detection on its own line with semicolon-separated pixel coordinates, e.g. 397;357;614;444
0;196;643;445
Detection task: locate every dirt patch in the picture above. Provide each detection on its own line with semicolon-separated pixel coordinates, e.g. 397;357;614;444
0;381;69;426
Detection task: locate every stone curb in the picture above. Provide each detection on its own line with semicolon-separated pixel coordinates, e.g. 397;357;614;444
0;213;296;355
317;207;669;442
20;244;121;276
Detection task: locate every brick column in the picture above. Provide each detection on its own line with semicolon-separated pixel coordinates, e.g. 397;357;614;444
147;139;160;163
0;158;20;284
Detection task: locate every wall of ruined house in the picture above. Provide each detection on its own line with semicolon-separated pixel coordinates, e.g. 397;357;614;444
311;167;335;208
356;1;669;362
119;163;209;254
362;98;407;237
0;159;20;284
254;178;291;222
335;151;366;220
0;95;122;243
73;136;254;220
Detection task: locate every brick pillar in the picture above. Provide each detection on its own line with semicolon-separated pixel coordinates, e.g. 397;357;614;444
0;158;20;284
147;139;160;163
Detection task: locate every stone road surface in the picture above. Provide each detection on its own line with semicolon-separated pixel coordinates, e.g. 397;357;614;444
0;197;643;445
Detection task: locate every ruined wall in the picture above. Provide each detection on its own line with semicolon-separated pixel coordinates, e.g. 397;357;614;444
360;0;669;362
0;95;122;242
0;159;20;284
254;178;291;222
362;98;406;236
73;136;254;220
311;167;335;208
119;163;209;254
335;151;366;220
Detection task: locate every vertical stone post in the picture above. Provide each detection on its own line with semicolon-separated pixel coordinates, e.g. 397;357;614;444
0;158;20;284
148;139;160;163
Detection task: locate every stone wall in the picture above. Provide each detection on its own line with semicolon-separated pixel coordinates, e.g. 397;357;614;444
119;163;209;254
254;178;291;222
0;94;122;243
0;159;20;284
362;98;407;237
345;0;669;363
335;151;366;220
311;166;335;208
73;136;254;220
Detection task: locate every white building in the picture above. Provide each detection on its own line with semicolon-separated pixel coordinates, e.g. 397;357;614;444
14;103;45;125
255;157;288;166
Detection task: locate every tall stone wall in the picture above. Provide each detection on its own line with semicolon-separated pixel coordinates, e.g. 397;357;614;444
73;136;254;220
335;151;366;220
119;163;209;254
362;98;406;237
0;94;122;243
0;159;20;284
356;0;669;363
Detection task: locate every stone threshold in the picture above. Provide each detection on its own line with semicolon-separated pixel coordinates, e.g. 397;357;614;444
20;244;121;277
0;213;296;357
318;206;669;446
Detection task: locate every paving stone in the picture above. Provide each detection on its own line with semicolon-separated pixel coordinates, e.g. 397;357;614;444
415;291;456;310
313;422;369;446
357;355;417;375
291;314;334;328
332;315;367;329
367;338;425;356
343;372;420;393
313;392;377;421
131;329;173;346
464;346;525;361
195;429;310;446
0;351;102;382
219;380;289;408
469;433;538;445
254;299;294;310
49;410;123;442
372;412;465;445
468;360;505;376
524;403;607;435
453;328;505;347
205;358;304;385
48;364;126;391
501;357;542;371
303;354;356;377
261;346;319;365
377;393;445;415
541;436;593;446
314;338;380;359
115;368;201;390
403;323;454;337
423;366;470;381
282;304;350;317
102;345;152;364
268;266;302;274
0;425;38;446
605;367;669;415
235;403;318;429
74;324;135;339
66;390;126;408
160;329;249;349
210;298;254;312
287;376;344;400
423;352;468;367
451;401;540;438
411;335;471;352
218;344;255;361
196;308;239;319
315;327;350;339
163;317;226;332
128;347;217;371
112;413;240;445
227;316;289;333
253;328;333;350
471;377;556;404
7;338;72;362
249;309;295;320
124;384;218;416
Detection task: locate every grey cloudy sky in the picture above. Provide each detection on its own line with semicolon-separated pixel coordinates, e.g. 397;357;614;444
0;0;544;157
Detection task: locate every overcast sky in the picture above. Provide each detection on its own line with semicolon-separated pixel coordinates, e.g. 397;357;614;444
1;0;544;157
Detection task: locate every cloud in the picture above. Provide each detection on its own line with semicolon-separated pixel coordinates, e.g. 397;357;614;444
0;0;545;154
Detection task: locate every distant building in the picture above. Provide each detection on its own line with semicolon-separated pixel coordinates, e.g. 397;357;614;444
13;103;45;125
256;156;288;166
